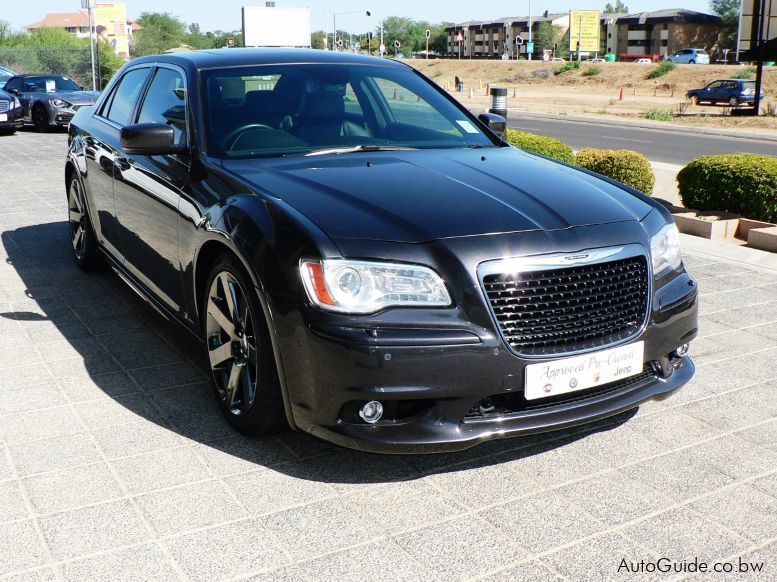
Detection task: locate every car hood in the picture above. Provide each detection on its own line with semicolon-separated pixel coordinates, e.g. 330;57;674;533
27;91;100;105
222;147;654;244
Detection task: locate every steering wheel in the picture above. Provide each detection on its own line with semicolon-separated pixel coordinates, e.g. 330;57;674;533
223;123;274;151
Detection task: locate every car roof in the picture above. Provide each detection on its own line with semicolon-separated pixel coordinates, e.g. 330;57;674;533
128;48;408;71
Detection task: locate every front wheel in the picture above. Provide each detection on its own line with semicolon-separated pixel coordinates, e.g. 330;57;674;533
728;96;739;107
32;105;49;132
688;59;695;64
67;175;101;270
203;255;286;435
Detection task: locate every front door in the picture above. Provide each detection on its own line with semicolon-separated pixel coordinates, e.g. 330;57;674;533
112;66;189;318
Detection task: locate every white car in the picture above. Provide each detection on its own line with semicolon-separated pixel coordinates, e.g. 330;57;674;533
634;58;652;64
550;57;565;62
589;58;606;63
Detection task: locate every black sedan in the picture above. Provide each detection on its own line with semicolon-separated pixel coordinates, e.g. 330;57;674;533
0;87;24;134
66;49;697;453
4;74;99;131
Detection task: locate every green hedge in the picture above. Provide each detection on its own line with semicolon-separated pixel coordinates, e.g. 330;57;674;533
576;148;656;194
506;129;575;164
678;154;777;222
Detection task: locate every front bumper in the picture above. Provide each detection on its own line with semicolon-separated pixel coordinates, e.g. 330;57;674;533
273;268;699;454
51;108;76;127
0;106;24;129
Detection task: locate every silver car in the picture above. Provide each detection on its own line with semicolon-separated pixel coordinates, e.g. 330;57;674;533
2;74;100;131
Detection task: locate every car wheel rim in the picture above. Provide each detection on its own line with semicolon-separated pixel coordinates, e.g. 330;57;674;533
68;179;87;259
206;271;257;416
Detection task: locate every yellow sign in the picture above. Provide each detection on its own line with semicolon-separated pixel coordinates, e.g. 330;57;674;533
569;10;600;53
94;3;129;58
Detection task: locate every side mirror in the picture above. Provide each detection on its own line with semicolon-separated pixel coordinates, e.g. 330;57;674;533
478;113;507;141
120;123;184;156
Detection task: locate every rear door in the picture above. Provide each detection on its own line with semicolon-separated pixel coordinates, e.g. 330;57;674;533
112;65;190;317
86;66;152;260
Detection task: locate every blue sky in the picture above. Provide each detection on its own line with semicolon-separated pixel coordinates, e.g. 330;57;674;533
9;0;713;34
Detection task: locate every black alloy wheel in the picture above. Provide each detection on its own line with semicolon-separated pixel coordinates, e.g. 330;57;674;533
67;175;100;270
204;256;286;434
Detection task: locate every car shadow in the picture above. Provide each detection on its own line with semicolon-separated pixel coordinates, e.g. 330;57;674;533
1;221;637;484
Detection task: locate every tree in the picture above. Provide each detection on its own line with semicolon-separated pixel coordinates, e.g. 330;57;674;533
132;12;187;56
535;21;556;52
710;0;740;48
604;0;629;13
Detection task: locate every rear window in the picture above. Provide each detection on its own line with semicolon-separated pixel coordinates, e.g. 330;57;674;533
695;49;707;55
743;81;756;90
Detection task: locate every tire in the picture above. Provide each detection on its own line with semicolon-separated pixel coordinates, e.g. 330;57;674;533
67;174;101;271
0;127;17;135
203;255;286;435
32;105;49;133
728;96;738;107
688;59;695;64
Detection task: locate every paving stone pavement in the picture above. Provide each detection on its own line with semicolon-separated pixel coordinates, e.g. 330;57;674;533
0;130;775;581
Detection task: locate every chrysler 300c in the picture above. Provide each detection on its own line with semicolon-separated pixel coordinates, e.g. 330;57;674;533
65;49;697;453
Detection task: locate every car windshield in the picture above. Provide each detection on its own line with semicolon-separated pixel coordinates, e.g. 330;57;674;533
23;76;80;92
202;63;496;158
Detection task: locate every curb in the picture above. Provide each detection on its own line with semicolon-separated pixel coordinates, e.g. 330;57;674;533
505;110;777;144
680;233;777;272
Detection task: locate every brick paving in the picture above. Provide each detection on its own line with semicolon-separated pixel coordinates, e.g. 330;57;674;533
0;130;775;581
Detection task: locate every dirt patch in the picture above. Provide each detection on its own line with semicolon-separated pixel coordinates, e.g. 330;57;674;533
408;59;777;130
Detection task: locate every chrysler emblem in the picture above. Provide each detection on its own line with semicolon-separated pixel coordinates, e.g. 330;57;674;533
564;253;590;261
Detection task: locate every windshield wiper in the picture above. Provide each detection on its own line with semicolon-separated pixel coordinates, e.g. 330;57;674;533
305;144;418;157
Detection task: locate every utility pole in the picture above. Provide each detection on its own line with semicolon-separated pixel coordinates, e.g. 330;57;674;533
82;0;97;90
752;0;767;115
577;13;583;63
380;0;384;56
527;0;532;60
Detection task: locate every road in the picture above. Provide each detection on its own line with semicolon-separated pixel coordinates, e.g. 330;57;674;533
507;116;776;164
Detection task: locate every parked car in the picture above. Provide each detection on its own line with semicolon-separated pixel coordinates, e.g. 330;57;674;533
666;48;709;64
66;49;697;453
550;57;565;62
0;66;16;87
687;79;764;106
0;87;24;134
589;58;606;63
2;74;99;131
634;58;653;64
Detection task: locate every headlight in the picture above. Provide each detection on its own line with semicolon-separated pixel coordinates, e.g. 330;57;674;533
300;259;452;314
50;99;72;108
650;223;682;276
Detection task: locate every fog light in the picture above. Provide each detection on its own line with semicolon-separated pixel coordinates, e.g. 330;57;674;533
359;401;383;424
675;343;689;357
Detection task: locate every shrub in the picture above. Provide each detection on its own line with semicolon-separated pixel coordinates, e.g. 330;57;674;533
677;154;777;222
576;148;656;194
646;61;676;79
582;65;602;77
506;129;575;164
554;61;580;75
641;108;673;121
732;66;756;80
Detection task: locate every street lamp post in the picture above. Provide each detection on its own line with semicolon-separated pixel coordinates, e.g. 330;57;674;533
82;0;97;90
527;0;532;61
333;10;371;52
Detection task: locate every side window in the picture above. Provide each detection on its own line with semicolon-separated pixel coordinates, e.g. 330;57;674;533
136;68;187;147
104;68;150;126
5;77;21;92
371;78;452;133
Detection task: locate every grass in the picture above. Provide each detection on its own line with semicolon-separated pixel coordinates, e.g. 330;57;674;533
641;108;674;121
582;66;602;77
646;61;677;79
732;66;756;79
554;61;580;75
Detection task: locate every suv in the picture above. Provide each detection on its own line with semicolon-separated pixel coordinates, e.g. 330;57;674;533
667;48;709;64
687;79;764;106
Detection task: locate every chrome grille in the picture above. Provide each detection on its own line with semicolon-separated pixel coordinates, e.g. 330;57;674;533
482;254;649;356
0;100;8;113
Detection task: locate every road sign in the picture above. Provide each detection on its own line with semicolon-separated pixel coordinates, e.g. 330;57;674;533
425;29;431;40
379;43;385;53
514;36;523;46
394;40;401;49
227;37;235;48
337;38;344;48
525;41;534;53
569;10;600;53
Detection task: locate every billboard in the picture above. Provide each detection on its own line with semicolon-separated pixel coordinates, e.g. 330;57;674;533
94;2;129;58
739;0;777;60
569;10;600;53
242;6;311;47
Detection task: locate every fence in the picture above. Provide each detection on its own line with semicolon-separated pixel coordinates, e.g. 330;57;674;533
0;46;121;90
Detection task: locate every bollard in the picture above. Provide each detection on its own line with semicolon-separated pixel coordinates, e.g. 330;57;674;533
489;87;508;119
